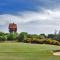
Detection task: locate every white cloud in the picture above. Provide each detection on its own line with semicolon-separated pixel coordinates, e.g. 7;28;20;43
0;9;60;34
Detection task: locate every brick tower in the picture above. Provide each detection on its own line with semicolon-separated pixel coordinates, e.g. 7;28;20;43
9;23;17;33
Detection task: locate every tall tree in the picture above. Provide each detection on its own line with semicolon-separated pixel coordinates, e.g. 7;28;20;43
18;32;28;42
7;33;17;41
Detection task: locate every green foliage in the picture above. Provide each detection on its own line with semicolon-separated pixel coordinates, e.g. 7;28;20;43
0;32;7;42
0;36;6;41
0;32;60;45
18;32;28;42
54;35;60;41
7;33;17;41
39;34;46;39
47;34;55;39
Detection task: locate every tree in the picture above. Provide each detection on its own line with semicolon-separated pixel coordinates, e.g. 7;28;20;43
54;35;60;41
0;32;7;42
7;33;17;41
27;34;32;38
39;34;46;39
31;34;39;38
47;34;55;39
18;32;28;42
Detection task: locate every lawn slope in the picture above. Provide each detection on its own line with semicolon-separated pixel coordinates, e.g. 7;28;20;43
0;43;60;60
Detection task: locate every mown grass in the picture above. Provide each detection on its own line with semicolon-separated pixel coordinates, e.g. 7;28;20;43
0;43;60;60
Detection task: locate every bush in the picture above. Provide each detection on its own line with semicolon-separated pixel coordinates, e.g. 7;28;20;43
24;38;31;43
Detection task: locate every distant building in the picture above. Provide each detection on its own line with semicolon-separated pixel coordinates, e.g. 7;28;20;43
54;30;57;35
8;23;17;33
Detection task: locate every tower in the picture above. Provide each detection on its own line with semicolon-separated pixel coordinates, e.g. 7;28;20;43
8;23;17;33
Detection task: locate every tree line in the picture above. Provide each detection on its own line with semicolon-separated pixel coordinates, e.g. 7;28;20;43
0;32;60;45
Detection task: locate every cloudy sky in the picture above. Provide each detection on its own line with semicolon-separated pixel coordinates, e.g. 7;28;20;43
0;0;60;34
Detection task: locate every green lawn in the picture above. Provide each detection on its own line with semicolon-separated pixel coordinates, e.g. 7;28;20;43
0;43;60;60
